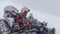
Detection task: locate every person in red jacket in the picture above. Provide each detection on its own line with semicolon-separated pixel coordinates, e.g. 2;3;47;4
14;7;30;29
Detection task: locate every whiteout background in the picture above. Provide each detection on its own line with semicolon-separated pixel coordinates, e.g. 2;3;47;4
0;0;60;34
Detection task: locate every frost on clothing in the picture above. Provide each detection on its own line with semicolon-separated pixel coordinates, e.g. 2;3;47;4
0;19;11;34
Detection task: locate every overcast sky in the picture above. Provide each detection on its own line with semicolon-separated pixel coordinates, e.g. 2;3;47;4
9;0;60;17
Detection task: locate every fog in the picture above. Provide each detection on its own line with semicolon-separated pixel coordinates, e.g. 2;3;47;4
0;0;60;34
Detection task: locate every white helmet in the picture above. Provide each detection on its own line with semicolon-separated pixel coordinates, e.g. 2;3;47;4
4;5;19;13
4;5;19;17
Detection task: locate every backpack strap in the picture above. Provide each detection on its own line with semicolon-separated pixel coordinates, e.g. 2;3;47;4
4;20;11;29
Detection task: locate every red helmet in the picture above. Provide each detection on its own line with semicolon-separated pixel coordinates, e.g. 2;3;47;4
21;7;30;14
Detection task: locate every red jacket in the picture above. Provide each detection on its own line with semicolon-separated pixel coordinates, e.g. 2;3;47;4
14;13;22;24
14;13;30;28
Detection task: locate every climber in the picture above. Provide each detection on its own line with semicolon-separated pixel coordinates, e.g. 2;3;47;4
3;5;20;34
14;7;30;27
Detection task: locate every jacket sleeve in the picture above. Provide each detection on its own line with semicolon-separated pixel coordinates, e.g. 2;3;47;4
14;13;22;24
0;20;11;34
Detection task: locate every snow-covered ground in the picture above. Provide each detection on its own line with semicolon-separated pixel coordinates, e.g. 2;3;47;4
0;0;60;34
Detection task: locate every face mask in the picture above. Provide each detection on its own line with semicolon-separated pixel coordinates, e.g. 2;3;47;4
7;18;14;27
